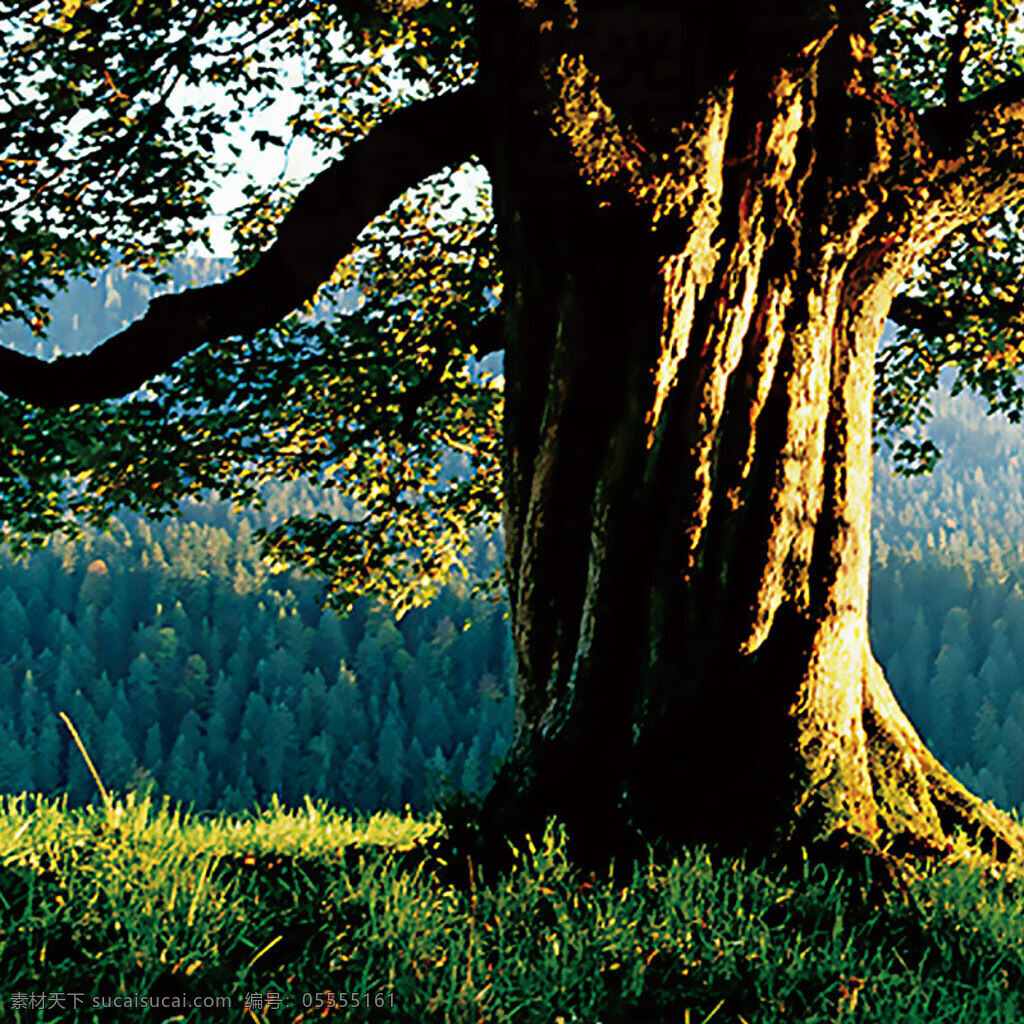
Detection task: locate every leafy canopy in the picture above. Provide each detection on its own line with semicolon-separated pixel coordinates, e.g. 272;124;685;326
0;0;499;612
2;0;1024;606
867;0;1024;471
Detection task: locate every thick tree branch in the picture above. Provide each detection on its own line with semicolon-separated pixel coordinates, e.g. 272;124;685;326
0;85;488;408
471;306;505;356
887;294;956;335
920;71;1024;154
905;72;1024;234
889;291;1024;336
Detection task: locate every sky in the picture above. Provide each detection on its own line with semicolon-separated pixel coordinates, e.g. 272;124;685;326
176;60;329;259
173;34;484;261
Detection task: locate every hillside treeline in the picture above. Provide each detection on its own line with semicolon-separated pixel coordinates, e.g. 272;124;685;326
5;265;1024;817
0;487;512;812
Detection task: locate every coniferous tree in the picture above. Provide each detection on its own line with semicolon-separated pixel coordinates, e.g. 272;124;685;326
376;705;406;811
225;772;258;815
405;737;430;810
33;716;63;792
294;669;327;744
326;668;369;753
355;633;389;695
211;669;244;736
205;710;231;777
125;654;160;739
460;735;487;801
0;590;30;655
18;670;43;736
143;722;163;773
0;666;15;720
100;710;137;791
338;743;377;813
264;704;298;802
0;727;33;792
424;746;451;809
66;739;98;804
164;725;201;805
98;606;128;678
192;752;212;811
974;698;1001;768
312;611;349;681
930;647;972;763
88;671;115;721
898;608;936;726
181;653;212;713
296;733;332;801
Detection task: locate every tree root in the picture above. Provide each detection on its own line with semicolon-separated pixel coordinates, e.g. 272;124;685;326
858;658;1024;865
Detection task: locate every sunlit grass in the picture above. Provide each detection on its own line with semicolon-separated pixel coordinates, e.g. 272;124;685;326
2;793;1024;1022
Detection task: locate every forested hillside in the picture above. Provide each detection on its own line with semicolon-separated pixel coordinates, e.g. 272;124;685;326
4;268;1024;818
0;489;512;813
873;394;1024;811
0;266;512;813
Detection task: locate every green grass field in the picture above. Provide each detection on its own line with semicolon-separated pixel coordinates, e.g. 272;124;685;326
2;792;1024;1023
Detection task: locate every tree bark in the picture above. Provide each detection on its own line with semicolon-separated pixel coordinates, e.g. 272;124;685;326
474;0;1024;862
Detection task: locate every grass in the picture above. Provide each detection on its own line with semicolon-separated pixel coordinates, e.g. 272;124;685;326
2;793;1024;1022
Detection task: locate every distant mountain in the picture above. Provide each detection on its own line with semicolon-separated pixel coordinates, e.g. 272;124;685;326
0;257;233;358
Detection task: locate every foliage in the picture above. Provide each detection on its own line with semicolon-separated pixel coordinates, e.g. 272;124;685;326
0;0;476;320
863;0;1024;471
0;0;500;610
875;206;1024;472
867;0;1024;110
2;1;1024;599
4;798;1024;1023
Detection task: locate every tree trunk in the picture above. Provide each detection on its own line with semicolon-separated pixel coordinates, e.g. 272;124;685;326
472;1;1024;862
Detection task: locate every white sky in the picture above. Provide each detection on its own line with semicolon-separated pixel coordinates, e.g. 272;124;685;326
175;35;484;260
177;59;330;259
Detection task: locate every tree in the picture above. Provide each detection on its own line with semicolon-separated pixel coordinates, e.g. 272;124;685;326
338;742;378;813
312;611;350;681
164;716;202;804
0;725;34;793
143;722;163;774
4;0;1024;860
99;708;137;792
296;732;333;803
376;702;407;811
460;734;488;800
34;715;63;793
125;654;160;740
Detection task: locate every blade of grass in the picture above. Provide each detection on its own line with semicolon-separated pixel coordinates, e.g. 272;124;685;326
58;711;111;813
